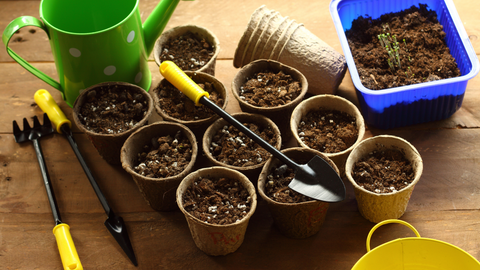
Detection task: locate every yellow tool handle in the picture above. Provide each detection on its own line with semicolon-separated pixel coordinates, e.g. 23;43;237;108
159;60;209;106
34;89;72;134
53;224;83;270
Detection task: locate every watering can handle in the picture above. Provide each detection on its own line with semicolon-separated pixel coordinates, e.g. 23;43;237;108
2;16;63;92
366;219;421;252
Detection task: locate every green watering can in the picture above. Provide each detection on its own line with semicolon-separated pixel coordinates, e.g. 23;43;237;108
3;0;190;107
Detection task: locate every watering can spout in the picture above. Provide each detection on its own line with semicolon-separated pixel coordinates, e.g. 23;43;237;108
143;0;192;56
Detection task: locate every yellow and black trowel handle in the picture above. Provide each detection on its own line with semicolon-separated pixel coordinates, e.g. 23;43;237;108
159;61;297;170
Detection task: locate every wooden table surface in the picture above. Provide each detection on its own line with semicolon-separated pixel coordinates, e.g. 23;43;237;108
1;0;479;269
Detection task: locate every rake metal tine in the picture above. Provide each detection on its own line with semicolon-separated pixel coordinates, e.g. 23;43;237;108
33;115;41;129
22;118;31;131
43;113;52;128
13;120;21;134
12;120;23;143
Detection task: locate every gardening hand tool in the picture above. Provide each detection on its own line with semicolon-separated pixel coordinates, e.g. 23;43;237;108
159;61;346;202
34;90;138;266
13;114;83;270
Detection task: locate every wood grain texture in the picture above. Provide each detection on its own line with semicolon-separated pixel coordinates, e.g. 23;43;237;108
0;0;480;269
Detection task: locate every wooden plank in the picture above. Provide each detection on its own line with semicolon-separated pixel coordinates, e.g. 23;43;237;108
1;209;480;269
1;0;480;269
2;85;480;267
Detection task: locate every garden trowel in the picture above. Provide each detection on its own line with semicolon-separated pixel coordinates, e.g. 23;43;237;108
159;60;346;202
34;90;138;266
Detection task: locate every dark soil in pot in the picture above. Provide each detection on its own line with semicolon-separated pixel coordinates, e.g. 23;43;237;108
296;109;358;153
209;122;278;168
258;147;338;239
73;82;153;165
153;78;224;122
264;164;314;203
158;31;215;72
351;148;415;193
77;85;149;134
133;130;194;178
346;4;461;90
232;59;308;143
182;176;252;225
239;70;303;107
121;122;198;211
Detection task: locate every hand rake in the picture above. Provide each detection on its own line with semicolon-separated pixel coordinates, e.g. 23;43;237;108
13;113;82;270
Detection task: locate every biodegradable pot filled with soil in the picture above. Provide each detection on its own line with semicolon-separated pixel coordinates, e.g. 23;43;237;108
291;94;365;175
203;112;282;182
177;166;257;256
345;135;423;223
231;59;308;143
153;24;220;76
258;147;339;238
73;82;154;165
150;70;227;141
121;122;198;211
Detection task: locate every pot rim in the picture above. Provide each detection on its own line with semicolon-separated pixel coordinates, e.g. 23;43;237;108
257;146;339;206
231;59;308;112
202;112;282;171
290;94;366;157
345;135;423;196
176;166;258;228
120;121;198;181
150;70;228;125
153;24;221;69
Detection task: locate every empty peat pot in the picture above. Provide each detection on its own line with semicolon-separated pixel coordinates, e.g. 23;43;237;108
234;5;347;95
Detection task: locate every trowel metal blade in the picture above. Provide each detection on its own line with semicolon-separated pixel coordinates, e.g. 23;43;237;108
104;214;138;266
288;156;346;203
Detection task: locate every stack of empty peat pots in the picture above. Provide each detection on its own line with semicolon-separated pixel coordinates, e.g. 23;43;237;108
234;5;347;95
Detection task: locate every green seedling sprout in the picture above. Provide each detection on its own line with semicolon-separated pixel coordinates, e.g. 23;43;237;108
388;58;395;72
378;28;414;75
378;35;384;48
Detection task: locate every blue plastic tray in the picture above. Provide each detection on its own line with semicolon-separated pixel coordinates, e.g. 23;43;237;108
330;0;479;129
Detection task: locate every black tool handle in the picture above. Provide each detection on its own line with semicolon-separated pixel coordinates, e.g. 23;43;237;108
200;96;300;170
32;138;62;225
60;124;112;216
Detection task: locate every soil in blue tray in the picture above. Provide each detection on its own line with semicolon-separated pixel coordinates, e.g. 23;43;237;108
346;4;461;90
